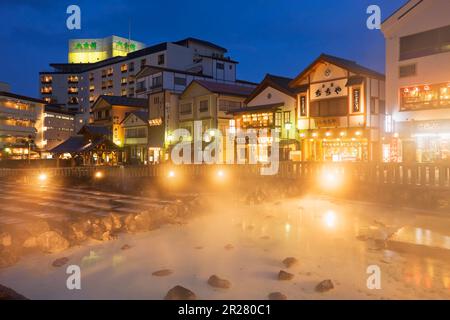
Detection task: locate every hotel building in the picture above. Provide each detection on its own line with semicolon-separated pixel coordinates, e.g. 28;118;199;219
40;36;246;133
382;0;450;163
0;91;45;159
289;54;385;162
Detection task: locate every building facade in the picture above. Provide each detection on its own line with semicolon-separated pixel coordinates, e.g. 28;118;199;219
382;0;450;163
0;91;45;159
43;104;76;151
289;54;385;162
40;37;242;132
90;95;147;147
121;111;151;164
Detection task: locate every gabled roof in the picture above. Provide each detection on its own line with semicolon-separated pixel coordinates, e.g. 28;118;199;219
289;54;385;87
93;95;147;108
186;80;255;98
78;125;110;136
122;110;149;124
0;91;46;104
244;74;306;104
50;135;120;154
174;37;227;53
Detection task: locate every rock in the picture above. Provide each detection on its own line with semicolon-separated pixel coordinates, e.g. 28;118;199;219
224;244;234;250
68;221;90;243
164;285;196;300
315;280;334;293
134;211;152;231
268;292;287;300
124;214;137;233
121;244;131;250
22;237;37;249
152;269;173;277
282;257;298;268
101;216;113;232
0;247;19;268
52;257;69;267
278;270;294;281
110;214;122;230
0;284;28;300
207;275;231;289
36;231;70;254
0;232;12;247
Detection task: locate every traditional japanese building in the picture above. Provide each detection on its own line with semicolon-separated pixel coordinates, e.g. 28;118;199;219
90;95;147;147
232;74;303;162
121;110;152;164
289;54;385;162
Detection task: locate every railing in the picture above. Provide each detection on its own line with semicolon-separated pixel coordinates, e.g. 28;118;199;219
0;162;450;189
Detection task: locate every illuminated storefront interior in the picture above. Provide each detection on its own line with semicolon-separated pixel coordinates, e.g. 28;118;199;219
401;83;450;111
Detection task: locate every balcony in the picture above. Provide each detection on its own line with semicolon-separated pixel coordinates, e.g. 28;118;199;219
0;123;36;135
0;106;36;120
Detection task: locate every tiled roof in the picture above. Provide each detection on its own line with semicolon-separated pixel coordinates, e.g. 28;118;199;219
50;135;119;153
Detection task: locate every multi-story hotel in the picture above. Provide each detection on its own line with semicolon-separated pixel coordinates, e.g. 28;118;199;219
0;91;45;159
290;54;385;162
40;36;248;133
382;0;450;163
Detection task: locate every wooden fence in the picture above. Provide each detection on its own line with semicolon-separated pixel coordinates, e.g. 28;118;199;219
1;162;450;189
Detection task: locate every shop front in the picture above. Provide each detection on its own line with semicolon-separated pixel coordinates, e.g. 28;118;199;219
300;128;370;162
396;120;450;163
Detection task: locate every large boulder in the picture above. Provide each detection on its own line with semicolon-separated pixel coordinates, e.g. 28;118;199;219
0;232;12;247
36;231;70;254
0;247;19;268
315;280;334;293
164;285;196;300
207;275;231;289
0;284;28;300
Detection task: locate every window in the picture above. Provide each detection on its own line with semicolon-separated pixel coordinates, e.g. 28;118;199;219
218;99;241;111
136;81;146;93
128;76;135;84
180;103;192;115
41;75;52;83
153;96;160;104
107;80;113;88
89;85;95;92
399;64;417;78
400;25;450;60
68;97;79;105
121;77;127;85
68;76;79;83
140;59;146;68
300;95;307;116
275;112;282;127
174;77;187;86
310;97;348;117
102;70;107;78
89;73;94;81
158;54;165;65
129;62;135;72
152;76;162;88
199;100;209;112
401;82;450;111
121;89;127;97
283;111;291;124
126;127;147;138
216;63;224;70
107;67;113;76
121;64;128;73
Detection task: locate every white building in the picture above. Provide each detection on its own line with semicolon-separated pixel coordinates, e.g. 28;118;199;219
0;91;45;159
382;0;450;163
40;37;243;133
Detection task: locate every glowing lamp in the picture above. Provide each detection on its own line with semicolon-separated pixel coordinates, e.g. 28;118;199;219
168;170;175;178
94;171;104;179
325;131;332;137
38;173;48;182
217;170;225;178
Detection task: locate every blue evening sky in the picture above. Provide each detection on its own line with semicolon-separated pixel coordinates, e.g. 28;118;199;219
0;0;407;97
